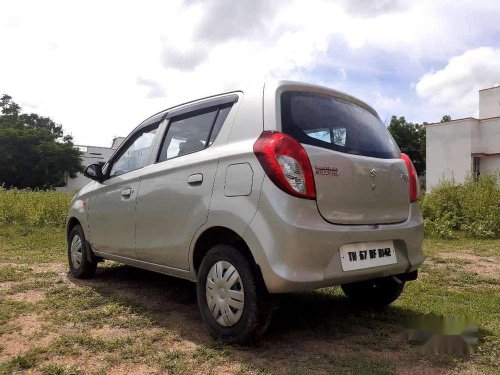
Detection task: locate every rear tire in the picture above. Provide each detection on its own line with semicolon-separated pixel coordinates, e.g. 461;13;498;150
197;244;272;344
341;276;405;307
68;225;97;279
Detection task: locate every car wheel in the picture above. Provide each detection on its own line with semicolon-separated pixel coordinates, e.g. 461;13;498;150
197;244;272;344
68;225;97;279
341;276;405;307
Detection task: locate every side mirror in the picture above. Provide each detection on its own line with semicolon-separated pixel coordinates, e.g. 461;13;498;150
83;163;104;182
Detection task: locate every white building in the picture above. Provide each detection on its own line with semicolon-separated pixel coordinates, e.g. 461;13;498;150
425;86;500;191
57;137;124;192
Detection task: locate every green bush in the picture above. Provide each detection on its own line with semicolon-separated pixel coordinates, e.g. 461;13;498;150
0;188;72;227
461;173;500;238
423;215;457;239
421;172;500;239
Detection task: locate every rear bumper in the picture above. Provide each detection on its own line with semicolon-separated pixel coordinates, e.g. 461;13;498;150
244;179;425;293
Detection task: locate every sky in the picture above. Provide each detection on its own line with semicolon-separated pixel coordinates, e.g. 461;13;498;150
1;0;500;147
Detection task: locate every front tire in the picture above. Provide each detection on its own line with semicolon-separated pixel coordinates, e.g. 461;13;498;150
68;225;97;279
341;276;405;307
197;245;272;344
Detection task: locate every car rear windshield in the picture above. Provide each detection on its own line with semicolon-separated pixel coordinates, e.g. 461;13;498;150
281;92;399;159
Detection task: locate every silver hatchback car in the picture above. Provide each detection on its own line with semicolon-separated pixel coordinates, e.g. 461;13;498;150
67;80;424;343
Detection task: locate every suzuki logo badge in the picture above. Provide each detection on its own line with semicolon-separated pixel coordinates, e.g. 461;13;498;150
370;168;377;179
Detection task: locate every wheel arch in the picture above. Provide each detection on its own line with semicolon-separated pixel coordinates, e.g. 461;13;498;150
192;226;257;276
66;217;82;240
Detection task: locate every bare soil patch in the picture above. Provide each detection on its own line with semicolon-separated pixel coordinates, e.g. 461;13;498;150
41;351;108;374
108;363;156;375
91;325;131;340
7;290;45;303
27;262;64;274
0;280;16;291
438;252;499;279
396;364;448;375
0;314;56;360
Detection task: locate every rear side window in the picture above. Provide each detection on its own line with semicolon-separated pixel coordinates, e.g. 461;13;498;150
157;104;232;162
208;105;231;146
281;92;399;159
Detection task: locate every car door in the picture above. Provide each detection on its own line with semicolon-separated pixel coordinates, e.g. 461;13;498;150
134;97;236;270
87;120;162;258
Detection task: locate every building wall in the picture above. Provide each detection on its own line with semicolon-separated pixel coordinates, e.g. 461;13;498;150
479;86;500;119
111;137;125;150
472;117;500;154
472;117;500;178
56;146;115;193
426;119;475;191
426;87;500;191
481;155;500;174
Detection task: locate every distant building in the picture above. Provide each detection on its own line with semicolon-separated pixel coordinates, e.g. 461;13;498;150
425;86;500;191
56;137;124;192
111;136;125;149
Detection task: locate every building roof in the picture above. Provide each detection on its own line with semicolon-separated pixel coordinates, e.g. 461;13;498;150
425;117;478;127
479;85;500;92
425;115;500;127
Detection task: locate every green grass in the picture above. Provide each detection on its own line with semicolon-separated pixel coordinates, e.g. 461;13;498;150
40;283;154;329
0;298;33;325
0;353;37;373
193;342;228;366
41;364;81;375
158;349;190;374
0;225;67;263
50;333;133;355
0;265;32;282
424;233;500;257
0;225;499;374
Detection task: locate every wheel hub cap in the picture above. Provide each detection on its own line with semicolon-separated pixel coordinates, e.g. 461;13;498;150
70;234;83;269
218;288;225;299
206;260;245;327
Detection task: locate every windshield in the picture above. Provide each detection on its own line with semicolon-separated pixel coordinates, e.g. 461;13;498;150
281;92;399;159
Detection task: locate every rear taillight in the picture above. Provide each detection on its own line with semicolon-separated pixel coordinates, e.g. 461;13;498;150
253;131;316;199
400;153;419;202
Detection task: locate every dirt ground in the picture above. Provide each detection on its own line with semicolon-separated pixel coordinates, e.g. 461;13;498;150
0;228;499;374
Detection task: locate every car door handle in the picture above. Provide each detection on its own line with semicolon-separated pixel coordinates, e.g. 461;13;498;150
121;188;133;197
187;173;203;186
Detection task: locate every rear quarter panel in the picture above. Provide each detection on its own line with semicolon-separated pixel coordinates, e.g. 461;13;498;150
189;85;266;267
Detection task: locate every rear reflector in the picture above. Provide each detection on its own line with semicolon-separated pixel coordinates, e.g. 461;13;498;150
253;131;316;199
400;153;419;202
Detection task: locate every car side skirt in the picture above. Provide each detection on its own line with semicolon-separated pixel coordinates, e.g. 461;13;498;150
92;250;197;282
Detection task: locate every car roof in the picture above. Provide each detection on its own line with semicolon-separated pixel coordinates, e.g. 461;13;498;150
137;79;379;130
266;80;379;118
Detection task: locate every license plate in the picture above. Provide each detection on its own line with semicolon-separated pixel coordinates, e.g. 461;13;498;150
339;241;396;271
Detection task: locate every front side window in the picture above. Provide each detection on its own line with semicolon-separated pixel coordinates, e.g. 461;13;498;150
281;92;399;159
109;125;158;177
157;104;231;162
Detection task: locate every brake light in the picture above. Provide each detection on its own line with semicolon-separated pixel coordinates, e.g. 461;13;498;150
400;153;419;202
253;131;316;199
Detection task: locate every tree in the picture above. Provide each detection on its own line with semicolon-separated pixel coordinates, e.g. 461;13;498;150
0;94;82;189
440;115;452;122
388;116;426;176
